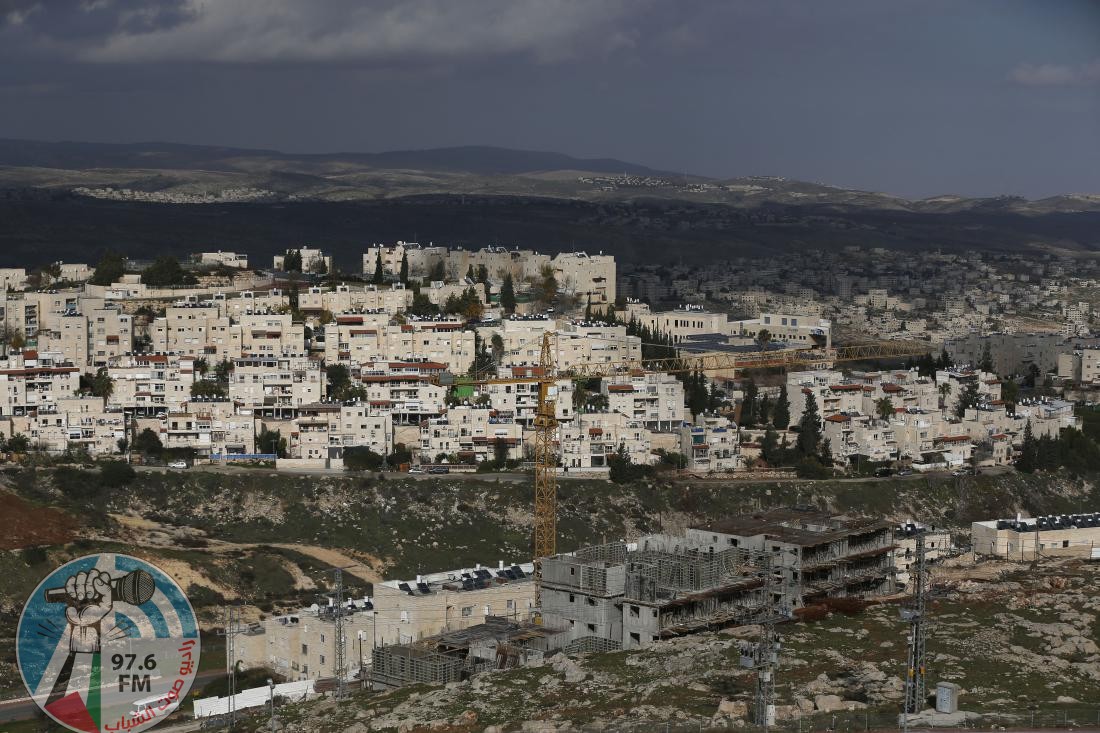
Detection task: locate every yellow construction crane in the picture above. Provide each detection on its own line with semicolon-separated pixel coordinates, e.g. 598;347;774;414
463;334;932;606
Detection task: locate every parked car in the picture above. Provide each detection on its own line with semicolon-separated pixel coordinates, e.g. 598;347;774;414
428;466;450;474
408;467;425;474
168;460;188;469
897;469;913;476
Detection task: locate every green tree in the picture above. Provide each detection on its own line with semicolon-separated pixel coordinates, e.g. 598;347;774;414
740;379;758;428
191;380;227;398
772;385;790;430
408;293;440;316
142;256;196;287
978;341;994;373
429;260;446;282
1001;379;1019;407
257;428;287;458
761;428;780;465
756;393;772;427
500;274;517;314
1016;420;1036;473
282;250;302;272
90;251;126;286
133;428;163;456
955;380;981;418
89;367;114;403
344;446;384;472
99;460;136;487
326;363;352;399
755;328;772;350
476;264;489;285
538;265;558;306
7;433;29;453
373;253;385;285
875;397;895;421
399;252;409;284
796;392;822;457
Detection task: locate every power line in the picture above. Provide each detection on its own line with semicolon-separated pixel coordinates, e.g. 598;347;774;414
902;531;928;730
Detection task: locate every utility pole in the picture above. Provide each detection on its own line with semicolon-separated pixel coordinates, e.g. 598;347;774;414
901;531;928;730
219;604;244;731
318;565;356;699
753;550;786;732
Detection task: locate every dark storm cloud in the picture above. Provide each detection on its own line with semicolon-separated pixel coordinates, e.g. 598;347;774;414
0;0;1098;198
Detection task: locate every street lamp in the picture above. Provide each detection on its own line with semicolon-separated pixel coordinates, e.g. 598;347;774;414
267;678;276;732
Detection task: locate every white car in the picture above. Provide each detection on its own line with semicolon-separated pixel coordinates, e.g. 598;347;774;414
168;460;188;469
408;467;425;474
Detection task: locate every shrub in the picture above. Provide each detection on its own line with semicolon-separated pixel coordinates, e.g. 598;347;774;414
99;460;136;487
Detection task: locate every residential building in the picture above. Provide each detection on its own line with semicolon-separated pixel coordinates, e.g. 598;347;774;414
419;406;523;464
679;414;742;472
972;512;1100;560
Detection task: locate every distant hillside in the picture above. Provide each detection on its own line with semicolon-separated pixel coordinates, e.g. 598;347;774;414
0;139;666;176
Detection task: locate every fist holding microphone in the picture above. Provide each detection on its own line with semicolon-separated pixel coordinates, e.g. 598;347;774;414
44;569;156;653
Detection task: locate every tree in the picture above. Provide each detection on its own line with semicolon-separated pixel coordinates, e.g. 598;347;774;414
875;397;895;421
1016;420;1036;473
257;428;287;458
938;382;952;412
7;433;29;453
955;380;981;418
307;254;328;275
978;341;994;373
90;251;126;286
191;380;227;398
756;393;772;427
344;446;384;472
1024;363;1041;389
772;385;790;431
796;392;822;458
326;363;352;399
538;265;558;306
740;379;758;429
761;428;780;465
372;253;384;285
469;333;496;378
282;250;302;272
490;333;505;362
476;264;489;285
492;437;510;465
429;260;446;282
83;367;114;404
194;357;209;376
936;349;953;370
755;328;772;350
408;292;440;317
133;428;163;456
500;274;517;314
214;359;233;385
399;252;409;284
142;256;196;287
99;460;136;487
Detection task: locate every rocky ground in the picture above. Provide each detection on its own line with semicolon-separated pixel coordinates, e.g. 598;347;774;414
231;557;1100;733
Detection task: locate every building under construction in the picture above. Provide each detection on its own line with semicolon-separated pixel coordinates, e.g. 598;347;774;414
541;508;895;649
541;533;794;650
687;507;896;604
371;616;563;690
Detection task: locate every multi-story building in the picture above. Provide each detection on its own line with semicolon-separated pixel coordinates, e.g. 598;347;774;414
285;402;393;461
894;522;952;589
238;561;535;681
323;319;474;373
972;511;1100;560
679;414;741;472
357;361;449;421
107;354;195;416
0;351;81;417
198;251;249;269
5;396;126;455
558;411;651;470
550;251;616;307
230;354;324;418
274;247;332;273
163;399;255;458
419;406;523;464
482;369;575;427
602;371;685;431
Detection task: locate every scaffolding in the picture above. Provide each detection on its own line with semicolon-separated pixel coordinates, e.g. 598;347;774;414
371;646;464;690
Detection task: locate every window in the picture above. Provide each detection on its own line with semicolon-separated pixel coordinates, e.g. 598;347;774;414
629;605;639;618
507;599;515;611
461;606;473;617
319;655;325;665
301;644;308;655
320;633;325;643
586;597;596;606
587;623;596;633
569;594;575;603
630;632;641;644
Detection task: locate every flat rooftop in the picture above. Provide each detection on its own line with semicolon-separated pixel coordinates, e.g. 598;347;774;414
692;507;891;547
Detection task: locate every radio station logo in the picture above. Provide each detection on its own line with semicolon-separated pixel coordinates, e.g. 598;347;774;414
16;553;201;733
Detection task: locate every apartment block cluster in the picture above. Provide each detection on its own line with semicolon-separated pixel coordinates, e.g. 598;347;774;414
0;245;739;470
620;249;1100;344
236;507;908;689
782;365;1076;471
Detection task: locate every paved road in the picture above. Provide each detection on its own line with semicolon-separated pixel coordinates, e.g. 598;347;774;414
0;669;224;723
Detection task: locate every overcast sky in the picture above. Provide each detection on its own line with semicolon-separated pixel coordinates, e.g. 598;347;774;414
1;0;1098;198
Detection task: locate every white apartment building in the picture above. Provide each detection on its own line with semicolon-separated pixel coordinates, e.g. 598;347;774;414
0;351;81;417
274;247;332;273
198;251;249;269
286;402;393;461
420;406;524;464
164;399;255;458
0;268;27;292
323;321;475;375
363;242;448;279
558;411;652;470
107;354;195;415
230;354;324;417
550;251;616;307
298;285;411;316
6;396;126;455
357;362;449;421
498;321;641;372
238;312;306;356
679;414;741;473
482;369;575;427
151;305;239;358
602;371;685;431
